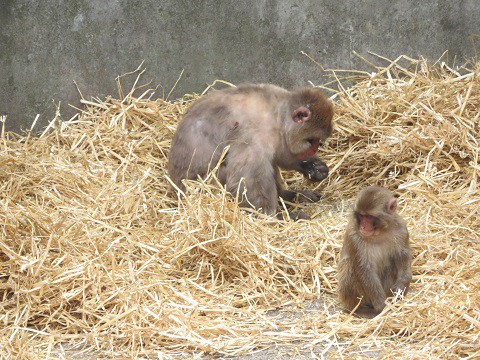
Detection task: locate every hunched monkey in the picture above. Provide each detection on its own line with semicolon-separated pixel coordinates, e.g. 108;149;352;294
338;185;412;318
167;83;334;218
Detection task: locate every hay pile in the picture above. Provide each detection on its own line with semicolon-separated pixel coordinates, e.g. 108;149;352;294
1;55;479;358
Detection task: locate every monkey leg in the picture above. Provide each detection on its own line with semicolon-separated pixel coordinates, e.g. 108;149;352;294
225;149;279;215
339;288;381;319
361;277;387;313
299;156;329;182
339;247;388;315
338;259;366;310
272;168;315;220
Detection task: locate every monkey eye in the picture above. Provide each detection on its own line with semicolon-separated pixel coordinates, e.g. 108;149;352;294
354;211;361;223
354;212;378;225
364;214;377;223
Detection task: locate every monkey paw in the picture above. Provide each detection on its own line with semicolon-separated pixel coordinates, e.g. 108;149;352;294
277;211;311;221
295;190;322;203
300;157;329;182
355;307;380;319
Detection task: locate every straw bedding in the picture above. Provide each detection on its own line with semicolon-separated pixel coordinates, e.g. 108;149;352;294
1;55;479;359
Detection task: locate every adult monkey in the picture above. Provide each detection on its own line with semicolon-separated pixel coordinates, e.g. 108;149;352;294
167;83;334;219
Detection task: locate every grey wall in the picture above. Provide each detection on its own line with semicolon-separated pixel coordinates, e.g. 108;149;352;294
1;0;479;133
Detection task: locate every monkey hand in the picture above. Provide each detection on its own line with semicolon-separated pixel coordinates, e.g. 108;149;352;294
279;189;321;203
391;281;411;297
277;211;311;221
372;295;387;314
355;306;380;319
294;190;322;203
299;157;329;182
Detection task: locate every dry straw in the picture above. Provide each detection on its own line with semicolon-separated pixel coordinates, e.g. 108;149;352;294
1;54;479;358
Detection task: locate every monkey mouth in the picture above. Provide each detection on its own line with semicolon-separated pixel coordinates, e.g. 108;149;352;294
295;138;320;159
359;228;376;237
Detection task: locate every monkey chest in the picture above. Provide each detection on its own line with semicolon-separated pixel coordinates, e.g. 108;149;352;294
360;242;398;275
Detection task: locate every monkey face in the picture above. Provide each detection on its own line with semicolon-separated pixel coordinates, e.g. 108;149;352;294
285;88;333;159
285;123;330;160
353;186;399;238
354;212;383;237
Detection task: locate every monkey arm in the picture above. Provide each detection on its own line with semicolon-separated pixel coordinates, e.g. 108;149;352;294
392;248;413;295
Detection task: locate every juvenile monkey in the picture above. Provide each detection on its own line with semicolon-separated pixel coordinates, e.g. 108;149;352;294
167;83;334;219
338;186;412;318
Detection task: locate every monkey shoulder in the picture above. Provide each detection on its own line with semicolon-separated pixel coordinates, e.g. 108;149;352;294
392;216;410;244
339;241;351;260
393;214;408;229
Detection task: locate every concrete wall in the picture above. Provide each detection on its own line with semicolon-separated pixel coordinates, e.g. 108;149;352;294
1;0;479;133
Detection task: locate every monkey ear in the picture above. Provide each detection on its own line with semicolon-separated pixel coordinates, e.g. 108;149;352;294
291;106;311;123
386;198;397;214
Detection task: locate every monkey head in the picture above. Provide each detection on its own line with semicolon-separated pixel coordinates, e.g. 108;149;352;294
353;186;399;238
284;88;334;159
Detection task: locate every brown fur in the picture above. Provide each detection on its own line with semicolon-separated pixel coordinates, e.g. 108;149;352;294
338;186;412;318
167;83;334;219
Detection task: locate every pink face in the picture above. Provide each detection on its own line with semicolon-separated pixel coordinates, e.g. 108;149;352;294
354;197;398;238
356;213;378;237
